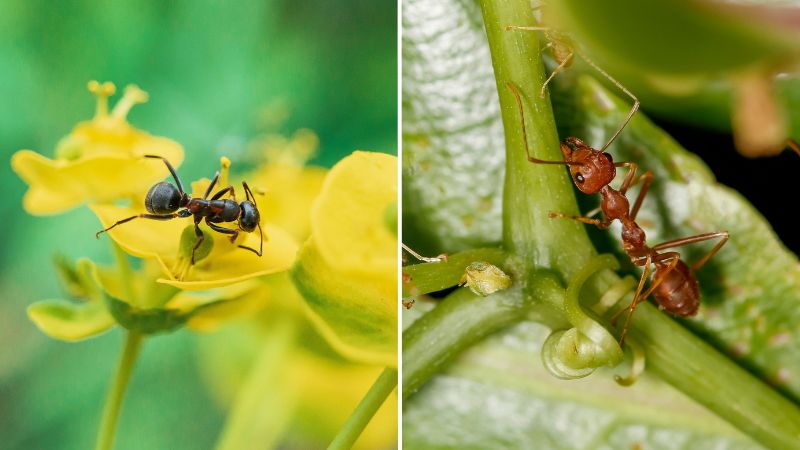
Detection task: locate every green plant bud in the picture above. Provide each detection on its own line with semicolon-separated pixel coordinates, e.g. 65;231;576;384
178;225;213;263
458;261;511;296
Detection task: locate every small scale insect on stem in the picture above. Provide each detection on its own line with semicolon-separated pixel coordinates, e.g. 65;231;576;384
96;156;264;264
506;81;728;345
506;5;640;151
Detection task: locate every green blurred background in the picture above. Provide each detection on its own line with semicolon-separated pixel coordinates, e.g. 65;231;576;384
0;1;396;448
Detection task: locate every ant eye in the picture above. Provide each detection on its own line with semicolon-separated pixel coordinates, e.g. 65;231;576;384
576;173;585;184
604;153;613;163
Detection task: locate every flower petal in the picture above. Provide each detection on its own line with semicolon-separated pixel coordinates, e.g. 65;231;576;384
90;204;298;290
310;151;397;277
12;149;183;215
291;239;396;366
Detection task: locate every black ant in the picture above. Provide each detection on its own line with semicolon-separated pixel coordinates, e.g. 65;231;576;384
506;4;639;151
507;82;728;345
96;155;263;264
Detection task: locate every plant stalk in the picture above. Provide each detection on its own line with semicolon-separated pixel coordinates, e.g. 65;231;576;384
327;367;398;450
94;330;143;450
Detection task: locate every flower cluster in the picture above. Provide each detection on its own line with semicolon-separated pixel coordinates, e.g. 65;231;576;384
11;81;398;447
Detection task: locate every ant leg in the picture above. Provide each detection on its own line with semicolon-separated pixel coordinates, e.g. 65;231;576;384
548;212;611;229
506;82;583;167
235;222;263;257
540;51;573;98
787;139;800;157
190;217;204;265
144;155;185;195
613;254;652;345
628;171;653;221
206;220;239;243
203;171;220;199
576;50;640;151
96;212;185;238
242;182;258;206
210;185;235;201
651;231;729;270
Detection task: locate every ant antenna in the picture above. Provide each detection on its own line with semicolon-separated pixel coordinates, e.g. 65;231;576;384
505;82;583;166
575;49;640;152
240;181;264;257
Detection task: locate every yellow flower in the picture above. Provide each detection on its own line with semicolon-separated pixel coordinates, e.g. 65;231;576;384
291;151;398;367
11;81;184;215
90;163;298;290
244;129;328;241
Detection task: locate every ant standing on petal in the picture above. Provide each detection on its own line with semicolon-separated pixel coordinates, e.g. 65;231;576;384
96;155;264;264
506;82;729;345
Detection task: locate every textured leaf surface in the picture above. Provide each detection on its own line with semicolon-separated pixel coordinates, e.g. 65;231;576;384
402;0;505;253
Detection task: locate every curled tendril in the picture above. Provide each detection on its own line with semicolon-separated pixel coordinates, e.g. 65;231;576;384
541;255;633;380
615;338;646;386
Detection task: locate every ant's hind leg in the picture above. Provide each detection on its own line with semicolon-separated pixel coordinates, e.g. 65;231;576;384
548;212;611;229
203;171;220;199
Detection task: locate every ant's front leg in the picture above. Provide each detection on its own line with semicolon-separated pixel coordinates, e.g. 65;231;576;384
210;185;235;201
548;211;611;229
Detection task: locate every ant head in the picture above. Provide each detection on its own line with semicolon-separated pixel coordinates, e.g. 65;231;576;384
145;182;187;214
238;200;260;232
561;137;616;194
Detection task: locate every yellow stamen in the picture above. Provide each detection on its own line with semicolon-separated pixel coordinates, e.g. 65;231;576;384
219;156;231;188
87;80;116;118
111;84;149;120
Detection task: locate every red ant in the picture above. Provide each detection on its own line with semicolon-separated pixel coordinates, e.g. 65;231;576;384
506;82;728;344
96;155;263;264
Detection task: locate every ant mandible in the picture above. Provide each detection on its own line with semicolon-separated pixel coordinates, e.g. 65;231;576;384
96;155;263;264
506;4;640;151
506;82;729;345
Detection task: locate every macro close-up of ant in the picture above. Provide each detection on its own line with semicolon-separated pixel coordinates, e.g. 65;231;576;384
96;155;263;264
507;82;729;345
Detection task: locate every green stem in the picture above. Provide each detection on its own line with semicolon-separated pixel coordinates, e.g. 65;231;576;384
403;272;563;399
403;248;508;297
627;302;800;448
94;330;143;450
480;0;594;276
111;241;138;307
327;367;398;450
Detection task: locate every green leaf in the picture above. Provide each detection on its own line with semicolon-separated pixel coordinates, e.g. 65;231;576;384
551;0;800;76
27;258;115;341
402;0;505;253
27;298;115;342
403;321;762;449
290;239;396;367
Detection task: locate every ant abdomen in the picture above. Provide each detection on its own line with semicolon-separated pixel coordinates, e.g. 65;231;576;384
145;181;183;214
652;260;700;317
